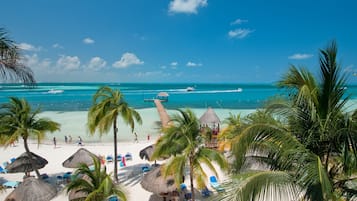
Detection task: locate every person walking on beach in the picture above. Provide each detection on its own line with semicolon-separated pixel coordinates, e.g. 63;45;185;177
64;135;68;143
134;132;138;143
69;135;72;144
147;133;150;141
78;136;83;146
53;137;57;148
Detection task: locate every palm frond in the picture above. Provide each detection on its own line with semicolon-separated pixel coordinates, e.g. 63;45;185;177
220;171;299;201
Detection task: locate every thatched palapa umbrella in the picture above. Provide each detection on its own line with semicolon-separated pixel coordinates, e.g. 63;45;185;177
139;145;155;161
62;148;98;168
140;165;177;196
199;107;221;126
5;177;57;201
5;152;48;173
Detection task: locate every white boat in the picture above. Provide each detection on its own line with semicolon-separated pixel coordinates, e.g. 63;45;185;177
47;89;64;94
236;88;243;92
186;87;195;92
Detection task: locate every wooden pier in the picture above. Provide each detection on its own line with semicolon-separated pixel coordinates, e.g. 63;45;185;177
153;99;171;128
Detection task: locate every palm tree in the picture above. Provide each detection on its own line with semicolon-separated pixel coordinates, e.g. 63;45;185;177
0;28;35;84
152;109;228;201
88;86;142;183
222;41;357;200
0;97;60;178
66;156;127;201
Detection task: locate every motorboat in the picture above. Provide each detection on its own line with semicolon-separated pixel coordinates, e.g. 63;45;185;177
47;89;64;94
186;87;195;92
236;88;243;92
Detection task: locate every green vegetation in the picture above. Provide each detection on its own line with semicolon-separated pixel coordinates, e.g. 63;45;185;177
152;108;228;201
0;28;35;84
88;86;142;183
221;41;357;200
0;97;60;178
66;156;127;201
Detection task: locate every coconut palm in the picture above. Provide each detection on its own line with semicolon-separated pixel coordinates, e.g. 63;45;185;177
0;28;35;84
66;156;127;201
222;41;357;200
0;97;60;178
88;86;142;183
152;109;228;201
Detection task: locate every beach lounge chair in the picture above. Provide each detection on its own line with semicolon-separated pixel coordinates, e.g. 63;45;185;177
125;152;132;160
0;165;7;173
3;161;9;168
117;154;122;161
106;155;113;163
2;181;20;188
107;195;119;201
63;172;72;183
56;175;64;185
180;183;187;191
141;166;150;174
10;157;16;163
201;186;212;197
209;176;224;192
180;183;192;200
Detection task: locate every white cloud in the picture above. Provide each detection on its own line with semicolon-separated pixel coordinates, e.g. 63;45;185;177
186;61;202;67
231;18;248;25
22;54;51;70
170;62;178;66
18;43;41;51
87;57;107;71
57;55;81;70
288;53;313;60
228;28;254;39
168;0;207;14
113;53;144;68
83;37;95;44
52;43;64;49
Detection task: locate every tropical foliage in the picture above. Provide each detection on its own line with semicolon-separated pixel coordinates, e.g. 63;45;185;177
88;86;142;182
66;156;127;201
152;108;228;201
0;28;35;84
221;41;357;201
0;97;60;178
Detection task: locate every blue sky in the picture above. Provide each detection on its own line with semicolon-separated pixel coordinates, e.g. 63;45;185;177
1;0;357;83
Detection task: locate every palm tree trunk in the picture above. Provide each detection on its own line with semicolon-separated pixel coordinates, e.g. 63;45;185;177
23;137;41;179
189;156;195;201
113;118;119;183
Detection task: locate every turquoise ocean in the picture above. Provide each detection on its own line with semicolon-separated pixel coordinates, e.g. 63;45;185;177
1;83;357;142
2;82;357;111
0;83;282;111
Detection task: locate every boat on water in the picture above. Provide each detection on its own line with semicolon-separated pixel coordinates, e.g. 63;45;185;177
236;88;243;92
47;89;64;94
186;87;195;92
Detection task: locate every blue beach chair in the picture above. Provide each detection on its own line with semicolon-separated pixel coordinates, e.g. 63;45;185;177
0;166;7;174
209;176;225;192
2;181;20;188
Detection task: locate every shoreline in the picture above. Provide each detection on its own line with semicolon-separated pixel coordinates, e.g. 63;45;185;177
38;107;256;143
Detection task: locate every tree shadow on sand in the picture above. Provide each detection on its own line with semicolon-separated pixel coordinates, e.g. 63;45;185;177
117;163;150;186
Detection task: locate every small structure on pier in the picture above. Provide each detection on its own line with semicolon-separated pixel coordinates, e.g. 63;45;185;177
199;107;220;149
144;92;169;102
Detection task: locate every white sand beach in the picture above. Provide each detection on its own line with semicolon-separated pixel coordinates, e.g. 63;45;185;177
0;141;228;201
0;108;242;201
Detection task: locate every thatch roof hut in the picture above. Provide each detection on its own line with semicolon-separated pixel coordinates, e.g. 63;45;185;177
5;177;57;201
140;166;177;196
5;152;48;173
62;148;98;168
199;107;221;126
